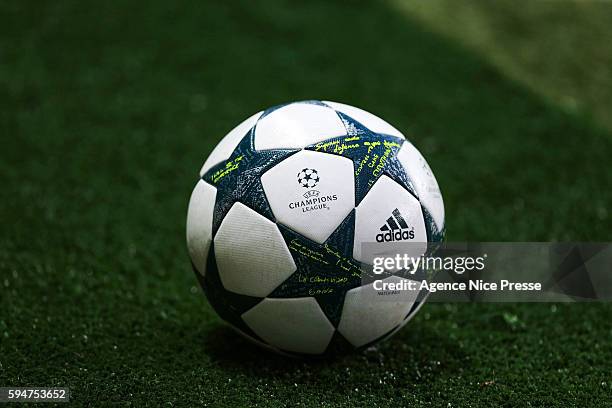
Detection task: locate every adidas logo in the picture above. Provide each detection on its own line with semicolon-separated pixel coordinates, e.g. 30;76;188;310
376;208;415;243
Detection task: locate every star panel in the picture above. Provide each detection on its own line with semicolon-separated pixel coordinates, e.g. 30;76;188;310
305;112;418;206
201;127;299;235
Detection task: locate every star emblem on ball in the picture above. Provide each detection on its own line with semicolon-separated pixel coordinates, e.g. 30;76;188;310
297;168;320;188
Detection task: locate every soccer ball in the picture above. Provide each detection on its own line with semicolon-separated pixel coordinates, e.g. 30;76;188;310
186;100;444;356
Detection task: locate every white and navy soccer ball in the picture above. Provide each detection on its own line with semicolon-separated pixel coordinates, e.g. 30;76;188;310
186;100;444;356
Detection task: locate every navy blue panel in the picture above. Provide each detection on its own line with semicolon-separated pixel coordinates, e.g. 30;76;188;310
421;204;445;244
267;221;364;328
270;223;363;299
334;111;371;136
305;130;412;206
322;330;355;355
324;209;356;259
202;129;299;235
381;154;419;201
314;292;347;328
196;244;263;341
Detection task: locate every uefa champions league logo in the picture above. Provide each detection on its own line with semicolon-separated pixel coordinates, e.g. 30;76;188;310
287;167;338;210
297;168;319;188
297;168;320;199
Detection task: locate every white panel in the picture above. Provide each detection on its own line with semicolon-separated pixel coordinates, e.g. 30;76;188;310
390;292;429;333
397;142;444;231
199;111;263;176
214;202;296;297
186;180;217;276
324;101;405;139
371;291;431;347
242;297;334;354
254;103;347;150
261;150;355;244
338;276;419;347
353;175;427;265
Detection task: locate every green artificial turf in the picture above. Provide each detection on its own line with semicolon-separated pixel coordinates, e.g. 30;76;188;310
395;0;612;131
1;0;611;406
